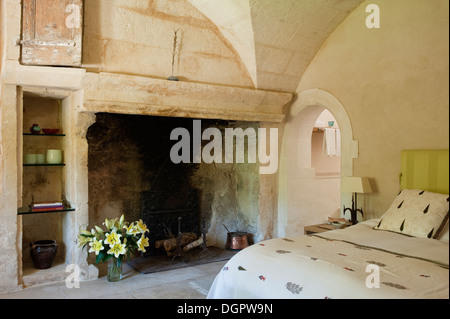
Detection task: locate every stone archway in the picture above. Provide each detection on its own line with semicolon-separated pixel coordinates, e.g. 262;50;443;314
277;89;358;237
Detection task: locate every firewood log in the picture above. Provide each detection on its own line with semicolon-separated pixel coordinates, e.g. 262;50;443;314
155;239;165;249
183;237;204;252
163;232;197;252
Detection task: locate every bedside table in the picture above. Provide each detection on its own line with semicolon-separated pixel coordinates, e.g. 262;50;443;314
304;223;341;235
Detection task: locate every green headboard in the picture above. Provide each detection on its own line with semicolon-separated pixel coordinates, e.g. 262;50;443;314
401;149;449;194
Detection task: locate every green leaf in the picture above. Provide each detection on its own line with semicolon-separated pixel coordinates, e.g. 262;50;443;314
95;251;105;264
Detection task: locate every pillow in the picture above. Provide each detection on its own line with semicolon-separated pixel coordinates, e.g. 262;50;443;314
374;189;449;239
437;219;449;242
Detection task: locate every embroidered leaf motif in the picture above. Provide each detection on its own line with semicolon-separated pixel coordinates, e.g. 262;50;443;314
238;266;246;271
423;204;430;214
276;250;291;254
286;282;303;294
282;238;294;242
400;219;405;231
355;245;371;251
419;190;425;195
397;200;404;209
427;228;434;238
382;282;408;290
367;261;386;267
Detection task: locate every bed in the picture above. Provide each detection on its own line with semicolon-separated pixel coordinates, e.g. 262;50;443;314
207;150;449;299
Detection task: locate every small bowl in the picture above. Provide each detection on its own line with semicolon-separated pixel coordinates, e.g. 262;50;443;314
42;129;60;134
331;221;346;229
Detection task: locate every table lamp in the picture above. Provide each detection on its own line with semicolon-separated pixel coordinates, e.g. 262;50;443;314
342;177;372;224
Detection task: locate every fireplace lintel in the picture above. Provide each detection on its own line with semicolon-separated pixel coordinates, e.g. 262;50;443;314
82;72;292;122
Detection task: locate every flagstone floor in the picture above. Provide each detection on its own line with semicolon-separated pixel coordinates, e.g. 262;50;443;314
0;260;226;299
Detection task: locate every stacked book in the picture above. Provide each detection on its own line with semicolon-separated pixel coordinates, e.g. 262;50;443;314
31;201;64;212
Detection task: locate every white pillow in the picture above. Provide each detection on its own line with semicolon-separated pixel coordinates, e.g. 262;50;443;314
374;189;449;239
437;219;449;241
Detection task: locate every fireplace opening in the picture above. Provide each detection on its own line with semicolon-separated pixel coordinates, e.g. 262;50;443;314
86;113;261;269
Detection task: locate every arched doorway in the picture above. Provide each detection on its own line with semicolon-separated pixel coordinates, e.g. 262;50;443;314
277;89;357;237
312;109;340;178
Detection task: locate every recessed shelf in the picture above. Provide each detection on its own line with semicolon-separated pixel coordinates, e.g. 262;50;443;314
18;206;75;215
23;164;65;166
23;133;65;137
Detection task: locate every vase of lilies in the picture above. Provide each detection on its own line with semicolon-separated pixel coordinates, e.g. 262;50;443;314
78;214;149;282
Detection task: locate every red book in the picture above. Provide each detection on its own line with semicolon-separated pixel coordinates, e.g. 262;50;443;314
31;205;64;212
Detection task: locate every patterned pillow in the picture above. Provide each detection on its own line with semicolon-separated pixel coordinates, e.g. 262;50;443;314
374;189;449;239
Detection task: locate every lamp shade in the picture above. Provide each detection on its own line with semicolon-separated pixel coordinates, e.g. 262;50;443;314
342;177;372;194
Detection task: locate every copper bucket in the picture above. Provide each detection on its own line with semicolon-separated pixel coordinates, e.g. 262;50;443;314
224;225;252;250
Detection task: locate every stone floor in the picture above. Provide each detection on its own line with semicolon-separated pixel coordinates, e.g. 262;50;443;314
0;260;226;299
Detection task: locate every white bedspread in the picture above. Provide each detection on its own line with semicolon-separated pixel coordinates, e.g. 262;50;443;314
207;220;449;299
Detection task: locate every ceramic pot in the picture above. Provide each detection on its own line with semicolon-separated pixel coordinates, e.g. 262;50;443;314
25;154;37;164
30;124;41;134
30;240;58;269
46;149;62;164
36;154;45;164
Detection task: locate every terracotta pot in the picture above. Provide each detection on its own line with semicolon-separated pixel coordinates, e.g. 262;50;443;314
30;240;58;269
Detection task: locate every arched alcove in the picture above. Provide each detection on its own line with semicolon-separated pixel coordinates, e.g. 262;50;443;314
277;89;358;237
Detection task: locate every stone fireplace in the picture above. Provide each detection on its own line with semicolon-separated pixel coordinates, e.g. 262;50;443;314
86;113;262;255
1;64;291;290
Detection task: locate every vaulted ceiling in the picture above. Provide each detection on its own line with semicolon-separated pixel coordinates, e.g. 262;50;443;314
188;0;364;92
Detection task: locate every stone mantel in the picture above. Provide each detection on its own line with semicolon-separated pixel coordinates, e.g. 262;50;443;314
82;72;293;122
2;61;292;122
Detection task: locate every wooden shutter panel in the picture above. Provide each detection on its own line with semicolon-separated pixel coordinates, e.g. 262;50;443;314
21;0;83;66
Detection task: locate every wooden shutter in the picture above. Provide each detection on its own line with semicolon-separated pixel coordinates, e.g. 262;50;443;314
21;0;83;66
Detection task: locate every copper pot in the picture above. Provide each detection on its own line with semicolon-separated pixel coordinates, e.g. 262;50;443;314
224;224;252;250
226;232;251;250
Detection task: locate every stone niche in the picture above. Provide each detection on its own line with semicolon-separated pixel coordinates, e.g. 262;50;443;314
86;113;261;252
21;94;66;268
